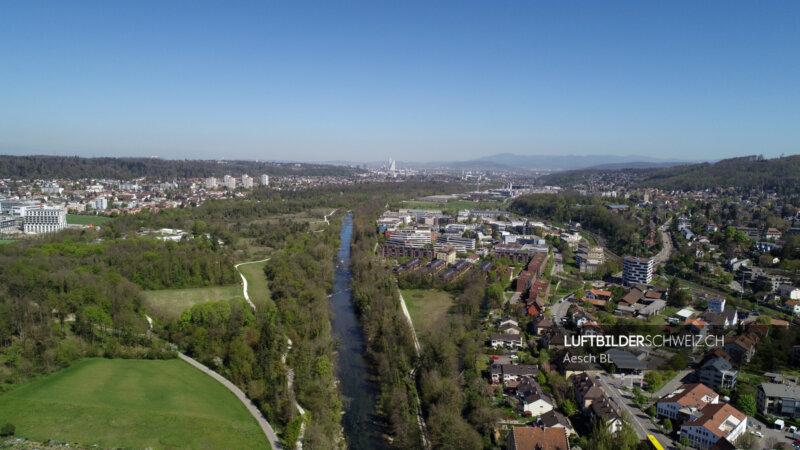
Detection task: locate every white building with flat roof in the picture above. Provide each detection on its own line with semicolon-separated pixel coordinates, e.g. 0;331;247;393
260;174;269;186
24;206;66;234
241;174;253;189
224;175;236;190
205;177;217;189
623;256;653;285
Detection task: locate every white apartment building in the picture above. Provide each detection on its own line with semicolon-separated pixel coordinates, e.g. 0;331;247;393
623;256;654;285
657;383;719;420
224;175;236;190
435;234;476;252
93;197;108;211
386;228;431;248
260;174;269;186
241;174;253;189
24;206;67;234
205;177;217;189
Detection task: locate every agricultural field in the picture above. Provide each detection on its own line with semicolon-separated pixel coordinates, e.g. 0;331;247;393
0;358;267;449
143;285;244;318
237;260;273;308
66;214;113;226
401;289;455;334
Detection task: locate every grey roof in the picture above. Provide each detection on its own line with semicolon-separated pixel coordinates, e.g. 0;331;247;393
759;383;800;400
541;410;571;428
604;348;647;369
701;357;733;372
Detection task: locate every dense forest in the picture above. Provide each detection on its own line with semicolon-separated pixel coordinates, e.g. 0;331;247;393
539;154;800;194
509;192;658;257
0;155;359;179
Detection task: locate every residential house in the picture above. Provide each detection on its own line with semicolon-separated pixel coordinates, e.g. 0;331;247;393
763;228;782;240
723;334;758;365
707;297;726;314
490;364;539;384
756;383;800;418
507;426;569;450
590;395;624;433
490;333;523;349
518;382;555;417
703;309;738;330
530;315;553;336
540;410;574;437
778;285;800;300
698;357;737;390
571;372;606;411
657;383;720;422
785;300;800;316
679;403;748;450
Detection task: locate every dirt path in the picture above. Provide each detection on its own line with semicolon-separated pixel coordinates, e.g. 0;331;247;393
234;258;271;311
396;289;431;449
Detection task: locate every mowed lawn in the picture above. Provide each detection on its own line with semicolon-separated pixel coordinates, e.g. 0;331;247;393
401;289;455;334
143;285;244;318
66;214;113;226
0;358;268;449
237;260;273;308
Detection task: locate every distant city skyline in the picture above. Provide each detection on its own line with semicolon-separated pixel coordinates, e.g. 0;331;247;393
1;1;798;162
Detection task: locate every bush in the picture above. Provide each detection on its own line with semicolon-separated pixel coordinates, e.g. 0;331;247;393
0;422;14;437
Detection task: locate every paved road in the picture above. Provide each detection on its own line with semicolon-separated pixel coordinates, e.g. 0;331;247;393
550;293;573;325
596;373;673;448
179;353;280;449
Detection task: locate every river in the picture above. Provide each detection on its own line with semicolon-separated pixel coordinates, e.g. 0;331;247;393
329;213;385;449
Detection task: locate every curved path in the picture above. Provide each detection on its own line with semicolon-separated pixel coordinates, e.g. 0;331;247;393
396;289;431;449
234;258;271;311
179;352;282;449
145;314;281;449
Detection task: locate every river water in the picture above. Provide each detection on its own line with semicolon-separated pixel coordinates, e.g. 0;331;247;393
329;213;385;449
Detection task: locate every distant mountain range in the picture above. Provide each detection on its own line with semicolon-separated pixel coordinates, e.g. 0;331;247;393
330;153;695;172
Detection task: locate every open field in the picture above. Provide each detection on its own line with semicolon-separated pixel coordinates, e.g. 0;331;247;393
237;260;273;308
0;239;15;245
66;214;113;226
400;200;504;212
143;285;244;318
0;358;267;449
402;289;455;334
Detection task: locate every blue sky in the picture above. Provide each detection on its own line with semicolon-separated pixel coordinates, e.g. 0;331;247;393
1;1;798;163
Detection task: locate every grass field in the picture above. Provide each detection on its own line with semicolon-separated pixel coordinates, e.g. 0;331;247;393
66;214;113;226
0;239;15;245
402;289;455;334
0;358;267;449
400;200;504;213
237;260;273;308
143;285;244;318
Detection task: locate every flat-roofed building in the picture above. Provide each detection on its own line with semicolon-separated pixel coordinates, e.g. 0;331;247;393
24;206;66;234
623;256;653;285
756;383;800;418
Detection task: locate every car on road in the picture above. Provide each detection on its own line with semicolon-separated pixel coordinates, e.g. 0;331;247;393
750;431;763;438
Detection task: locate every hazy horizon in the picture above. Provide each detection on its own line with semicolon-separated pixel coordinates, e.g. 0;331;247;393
2;1;799;162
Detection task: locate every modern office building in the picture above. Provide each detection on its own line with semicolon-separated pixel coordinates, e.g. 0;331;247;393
24;206;67;234
623;256;654;285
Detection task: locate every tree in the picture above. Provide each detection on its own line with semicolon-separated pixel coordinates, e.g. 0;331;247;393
667;277;689;307
644;371;664;393
736;393;757;416
663;418;673;433
0;423;14;437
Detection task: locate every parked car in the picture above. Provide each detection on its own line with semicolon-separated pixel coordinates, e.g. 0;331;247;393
509;355;519;360
750;431;764;438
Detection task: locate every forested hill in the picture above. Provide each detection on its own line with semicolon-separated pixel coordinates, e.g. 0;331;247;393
0;155;360;179
539;154;800;193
